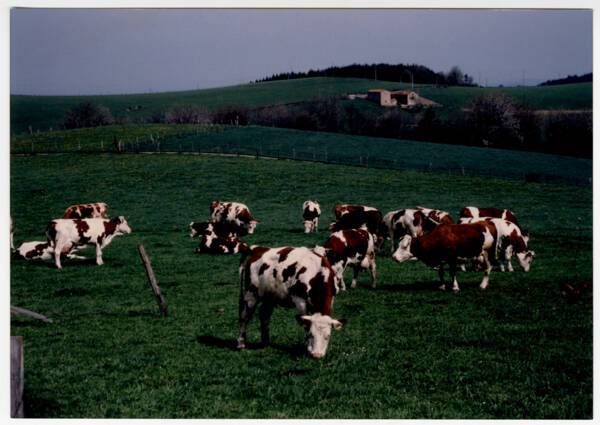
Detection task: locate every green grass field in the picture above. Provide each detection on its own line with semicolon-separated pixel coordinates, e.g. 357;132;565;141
11;124;593;186
11;77;592;134
10;152;592;418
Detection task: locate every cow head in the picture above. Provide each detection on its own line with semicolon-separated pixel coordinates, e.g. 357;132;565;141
189;221;213;238
392;235;414;263
516;250;535;272
247;220;259;234
115;216;132;234
300;313;345;358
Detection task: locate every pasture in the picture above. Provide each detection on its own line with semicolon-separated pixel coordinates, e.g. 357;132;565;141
10;153;592;418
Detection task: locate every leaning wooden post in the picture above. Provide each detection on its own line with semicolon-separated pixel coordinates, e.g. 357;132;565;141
138;244;168;317
10;306;53;323
11;336;24;418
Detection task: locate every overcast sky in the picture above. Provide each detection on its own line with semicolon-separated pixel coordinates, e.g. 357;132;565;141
10;8;593;95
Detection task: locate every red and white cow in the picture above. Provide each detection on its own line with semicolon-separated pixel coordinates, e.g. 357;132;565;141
15;241;85;261
46;216;132;269
324;228;376;290
460;217;534;272
63;202;109;219
196;235;249;255
210;201;259;235
238;246;344;358
302;201;321;233
392;222;497;292
459;206;520;228
383;209;428;253
329;204;386;249
188;221;237;239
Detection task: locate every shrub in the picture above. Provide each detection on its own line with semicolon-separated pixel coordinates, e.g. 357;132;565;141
164;105;210;124
63;102;115;129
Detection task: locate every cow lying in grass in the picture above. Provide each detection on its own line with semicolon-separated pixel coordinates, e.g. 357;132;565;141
15;240;85;261
238;246;344;358
63;202;109;219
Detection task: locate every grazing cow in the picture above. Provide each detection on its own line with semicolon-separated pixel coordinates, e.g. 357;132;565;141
329;204;386;249
63;202;109;219
196;235;249;255
46;216;132;269
188;221;237;239
15;241;84;261
392;223;497;292
302;201;321;233
383;209;427;253
324;228;376;290
459;206;520;228
460;217;534;272
237;246;344;358
210;201;259;235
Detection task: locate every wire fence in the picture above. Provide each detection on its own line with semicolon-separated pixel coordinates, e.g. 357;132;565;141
11;129;592;188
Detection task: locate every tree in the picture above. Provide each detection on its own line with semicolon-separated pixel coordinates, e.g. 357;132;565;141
63;102;115;129
468;93;522;148
446;66;464;86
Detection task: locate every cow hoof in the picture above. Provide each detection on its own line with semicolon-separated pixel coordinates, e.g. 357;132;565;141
371;284;376;289
438;284;446;291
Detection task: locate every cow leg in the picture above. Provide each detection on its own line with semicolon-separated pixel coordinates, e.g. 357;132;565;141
479;254;492;290
237;289;259;349
53;240;65;269
314;218;319;232
438;264;446;290
95;244;104;265
449;262;460;292
350;265;360;288
258;301;275;347
369;255;377;288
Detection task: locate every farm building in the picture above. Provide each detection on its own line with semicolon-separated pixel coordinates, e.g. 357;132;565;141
366;89;441;108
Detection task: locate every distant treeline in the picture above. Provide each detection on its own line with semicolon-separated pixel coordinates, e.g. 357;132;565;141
539;73;592;86
257;63;476;86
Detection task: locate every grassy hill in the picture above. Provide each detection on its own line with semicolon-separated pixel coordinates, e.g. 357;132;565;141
11;153;592;418
11;78;592;134
11;124;592;186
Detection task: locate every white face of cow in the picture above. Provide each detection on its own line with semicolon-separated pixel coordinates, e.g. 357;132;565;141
117;217;132;234
189;222;197;238
392;235;413;263
301;313;344;358
516;251;535;272
247;220;258;234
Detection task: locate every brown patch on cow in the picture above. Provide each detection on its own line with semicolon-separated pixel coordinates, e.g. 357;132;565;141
308;269;336;316
413;210;425;227
75;220;90;237
104;219;118;235
282;262;297;282
296;266;307;277
277;247;294;263
303;206;319;221
459;207;474;218
272;268;278;279
412;223;489;268
258;263;270;276
46;221;57;245
237;208;254;225
25;242;50;259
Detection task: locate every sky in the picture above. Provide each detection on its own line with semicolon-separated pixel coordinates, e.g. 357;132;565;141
10;8;593;95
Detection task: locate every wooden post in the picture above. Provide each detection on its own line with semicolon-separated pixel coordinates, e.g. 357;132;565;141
11;336;24;418
138;244;168;317
10;306;53;323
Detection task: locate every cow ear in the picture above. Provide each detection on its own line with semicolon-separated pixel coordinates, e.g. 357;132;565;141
300;315;313;324
530;251;536;257
332;318;346;330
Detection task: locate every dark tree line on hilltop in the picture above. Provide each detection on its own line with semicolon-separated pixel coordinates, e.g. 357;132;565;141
257;63;476;86
539;72;592;86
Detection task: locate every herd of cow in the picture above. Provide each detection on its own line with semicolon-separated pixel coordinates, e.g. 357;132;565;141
12;199;534;359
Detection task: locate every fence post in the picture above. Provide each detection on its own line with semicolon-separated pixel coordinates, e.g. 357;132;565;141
11;336;24;418
138;244;168;317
